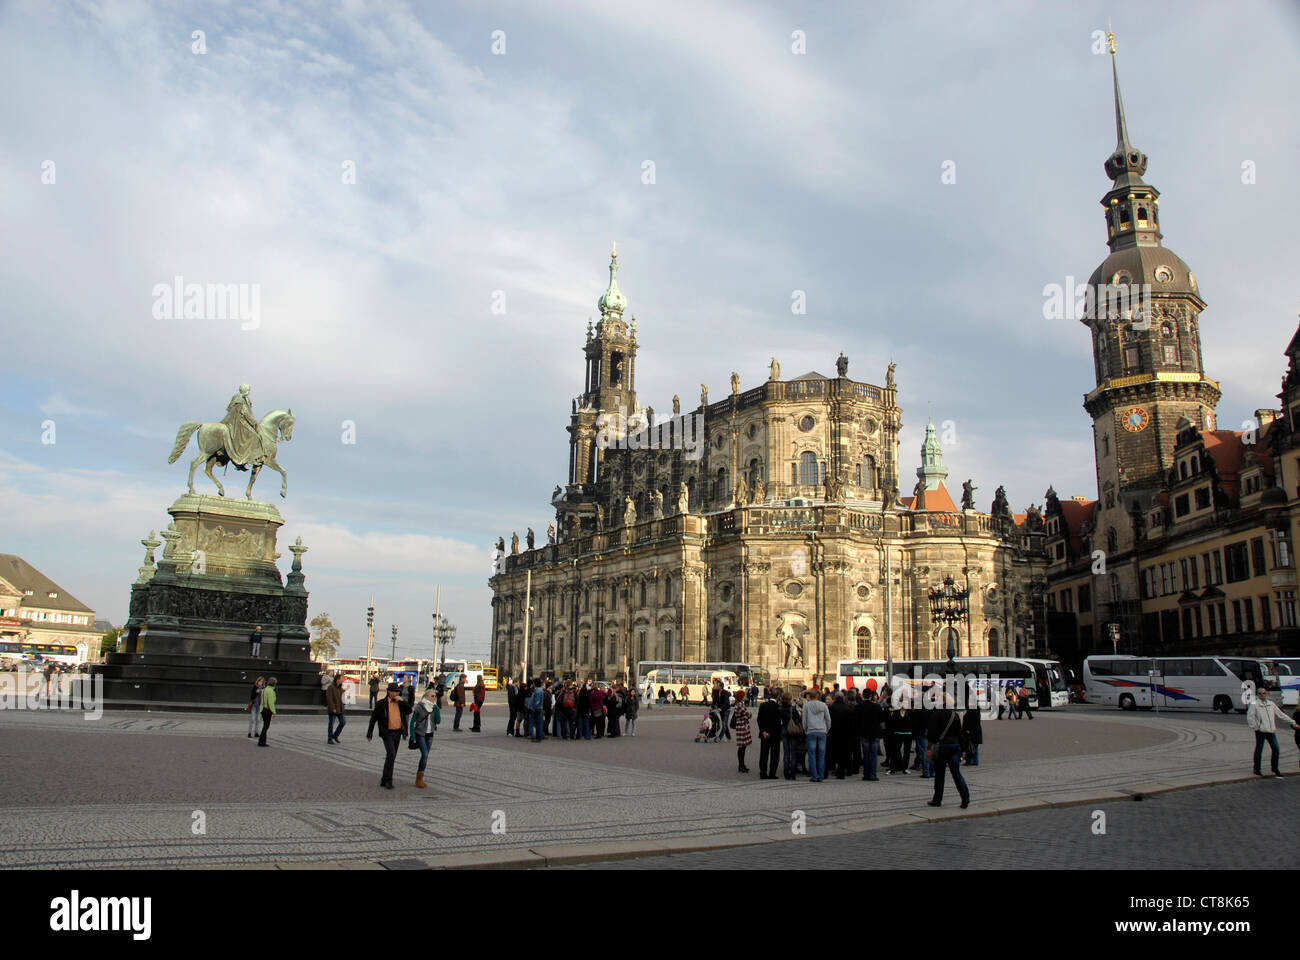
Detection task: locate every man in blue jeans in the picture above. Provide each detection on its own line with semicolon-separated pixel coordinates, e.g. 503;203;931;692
855;688;884;781
1247;686;1298;777
527;679;545;742
801;691;831;782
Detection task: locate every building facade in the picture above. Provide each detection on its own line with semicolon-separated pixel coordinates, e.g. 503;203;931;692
489;250;1048;684
1042;42;1299;667
0;554;101;662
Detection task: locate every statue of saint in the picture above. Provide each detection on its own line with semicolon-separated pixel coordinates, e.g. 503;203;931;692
779;621;805;669
526;528;535;550
752;478;766;504
886;362;896;387
596;504;605;531
734;476;748;506
961;479;977;511
220;384;263;466
883;484;899;510
768;357;781;381
672;394;681;415
912;480;927;511
835;353;849;377
700;384;708;407
510;532;520;554
495;536;505;555
552;484;562;502
824;472;843;503
677;481;690;515
992;485;1010;517
547;522;556;545
651;489;664;518
730;372;740;395
624;496;637;528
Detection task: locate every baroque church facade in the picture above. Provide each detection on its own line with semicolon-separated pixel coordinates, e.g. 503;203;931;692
489;249;1049;684
1042;39;1299;665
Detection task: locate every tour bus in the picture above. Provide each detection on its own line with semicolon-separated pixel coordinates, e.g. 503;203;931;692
1083;655;1268;713
0;640;81;667
439;660;485;689
836;659;893;692
642;667;741;705
482;666;499;690
886;657;1071;709
635;661;768;697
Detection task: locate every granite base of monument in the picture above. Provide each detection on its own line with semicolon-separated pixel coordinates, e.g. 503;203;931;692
93;494;323;712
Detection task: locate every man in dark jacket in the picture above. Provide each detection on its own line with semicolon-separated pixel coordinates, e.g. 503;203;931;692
577;681;593;740
505;677;518;735
366;683;412;789
828;694;855;779
925;697;970;808
756;692;782;778
326;674;347;744
368;674;379;710
962;689;983;765
451;678;466;732
854;689;885;781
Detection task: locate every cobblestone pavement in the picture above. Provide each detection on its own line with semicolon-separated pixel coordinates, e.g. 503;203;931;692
556;776;1300;869
0;703;1284;868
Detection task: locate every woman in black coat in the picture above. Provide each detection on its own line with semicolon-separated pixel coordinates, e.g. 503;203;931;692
886;703;913;774
962;704;983;766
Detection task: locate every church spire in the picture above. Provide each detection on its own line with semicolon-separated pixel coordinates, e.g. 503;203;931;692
597;241;626;320
1102;28;1148;183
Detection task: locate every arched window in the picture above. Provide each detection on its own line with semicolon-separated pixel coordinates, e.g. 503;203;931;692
664;577;673;605
988;627;1000;656
1107;527;1118;555
856;626;871;659
721;624;734;661
799;451;819;486
1191;455;1199;475
1119;206;1132;229
1102;434;1110;457
687;476;697;509
1109;573;1122;602
639;581;646;606
1137;206;1149;226
1179;461;1188;480
714;468;729;501
748;458;762;486
864;455;878;488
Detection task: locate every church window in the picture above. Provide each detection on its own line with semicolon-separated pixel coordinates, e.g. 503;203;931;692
714;468;728;501
799;451;819;486
1102;434;1110;457
791;462;798;485
1137;206;1149;227
1110;573;1121;602
1179;461;1188;480
640;581;646;606
820;461;827;486
1124;346;1139;371
856;627;871;659
1118;206;1131;230
1107;528;1118;554
748;458;762;486
1163;345;1177;365
609;351;624;385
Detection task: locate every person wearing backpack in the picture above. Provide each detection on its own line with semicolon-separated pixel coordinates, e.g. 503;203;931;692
558;680;577;739
624;683;641;736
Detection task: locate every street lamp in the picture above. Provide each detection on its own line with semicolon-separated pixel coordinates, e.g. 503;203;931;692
434;614;457;667
928;575;970;678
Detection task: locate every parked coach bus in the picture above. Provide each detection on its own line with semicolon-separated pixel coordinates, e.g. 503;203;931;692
892;657;1070;709
1083;655;1269;713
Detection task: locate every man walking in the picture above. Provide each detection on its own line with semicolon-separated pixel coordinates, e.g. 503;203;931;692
505;676;519;735
256;677;277;746
368;673;379;710
1247;686;1298;778
326;673;347;743
527;679;545;742
451;677;465;732
926;694;970;809
756;691;782;779
249;625;263;659
366;682;411;789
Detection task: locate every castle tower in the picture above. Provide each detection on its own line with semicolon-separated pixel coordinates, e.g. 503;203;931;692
1081;30;1220;554
916;418;948;491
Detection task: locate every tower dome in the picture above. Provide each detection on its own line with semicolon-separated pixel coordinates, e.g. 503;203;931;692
597;243;626;318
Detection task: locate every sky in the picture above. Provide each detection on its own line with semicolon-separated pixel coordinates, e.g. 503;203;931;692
2;0;1298;661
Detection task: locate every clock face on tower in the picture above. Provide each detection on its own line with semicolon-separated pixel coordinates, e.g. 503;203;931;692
1122;407;1150;432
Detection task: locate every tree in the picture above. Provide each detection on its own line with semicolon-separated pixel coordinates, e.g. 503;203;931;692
100;627;124;655
309;613;341;661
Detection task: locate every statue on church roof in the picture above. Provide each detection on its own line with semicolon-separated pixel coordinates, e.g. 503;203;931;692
769;357;781;381
992;485;1011;518
672;394;681;415
886;362;896;388
526;528;535;550
836;353;849;377
546;522;556;545
730;372;740;395
961;479;977;511
510;532;519;554
700;384;708;407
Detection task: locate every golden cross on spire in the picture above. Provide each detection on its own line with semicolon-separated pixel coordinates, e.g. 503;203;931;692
1107;20;1116;55
611;240;617;260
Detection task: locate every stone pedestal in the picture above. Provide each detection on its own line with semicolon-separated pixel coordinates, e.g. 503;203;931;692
94;494;321;711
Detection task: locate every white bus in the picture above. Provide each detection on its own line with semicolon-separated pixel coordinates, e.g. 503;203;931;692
636;661;765;696
643;667;740;705
1259;658;1299;708
1083;655;1267;713
439;660;484;689
836;659;892;693
886;657;1070;709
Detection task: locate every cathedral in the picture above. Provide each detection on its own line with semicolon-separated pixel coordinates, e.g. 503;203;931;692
1042;36;1299;665
489;247;1049;685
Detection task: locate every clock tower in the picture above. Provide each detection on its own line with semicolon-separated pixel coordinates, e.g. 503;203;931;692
1081;32;1220;555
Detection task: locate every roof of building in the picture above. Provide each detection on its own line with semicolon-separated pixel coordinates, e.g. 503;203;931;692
901;480;958;513
0;555;94;613
790;371;830;381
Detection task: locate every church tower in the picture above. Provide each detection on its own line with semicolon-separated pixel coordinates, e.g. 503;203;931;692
567;245;639;488
1081;31;1220;554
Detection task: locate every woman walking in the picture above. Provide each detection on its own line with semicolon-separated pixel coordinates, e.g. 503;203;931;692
471;675;485;732
411;684;439;788
962;693;983;766
926;694;970;809
246;676;264;738
780;692;802;780
731;690;753;773
886;699;913;774
625;684;640;736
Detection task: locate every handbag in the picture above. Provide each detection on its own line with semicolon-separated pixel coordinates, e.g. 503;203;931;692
926;712;958;763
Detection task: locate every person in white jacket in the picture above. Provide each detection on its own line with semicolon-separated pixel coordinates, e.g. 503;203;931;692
1246;687;1298;778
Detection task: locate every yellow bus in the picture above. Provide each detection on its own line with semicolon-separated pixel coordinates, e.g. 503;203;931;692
482;666;499;690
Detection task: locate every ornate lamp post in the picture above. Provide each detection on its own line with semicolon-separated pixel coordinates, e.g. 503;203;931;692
928;575;970;678
434;615;457;669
